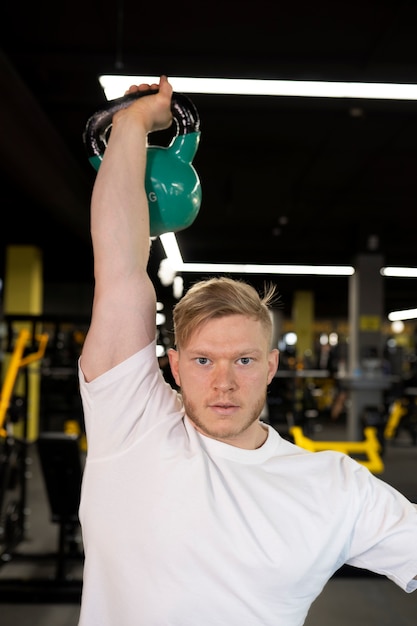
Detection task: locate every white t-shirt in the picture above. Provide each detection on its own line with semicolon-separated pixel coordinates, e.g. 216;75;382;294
78;341;417;626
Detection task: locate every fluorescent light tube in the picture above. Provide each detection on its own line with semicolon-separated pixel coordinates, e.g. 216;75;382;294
175;263;355;276
99;75;417;101
381;267;417;278
159;233;183;267
388;308;417;321
158;234;354;276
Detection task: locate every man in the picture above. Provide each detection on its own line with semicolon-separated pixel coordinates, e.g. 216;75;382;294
78;76;417;625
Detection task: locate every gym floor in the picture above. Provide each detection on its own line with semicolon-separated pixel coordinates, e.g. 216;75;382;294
0;425;416;626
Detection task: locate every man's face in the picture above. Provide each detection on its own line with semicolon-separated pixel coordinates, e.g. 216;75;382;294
168;314;279;449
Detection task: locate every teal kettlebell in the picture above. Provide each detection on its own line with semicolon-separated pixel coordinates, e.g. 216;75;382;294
83;89;202;237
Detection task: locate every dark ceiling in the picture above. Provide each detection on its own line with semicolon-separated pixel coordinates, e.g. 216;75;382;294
1;0;417;320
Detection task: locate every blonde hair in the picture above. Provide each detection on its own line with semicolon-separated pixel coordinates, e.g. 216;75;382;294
172;277;278;349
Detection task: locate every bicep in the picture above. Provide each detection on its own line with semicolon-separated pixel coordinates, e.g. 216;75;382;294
81;273;156;381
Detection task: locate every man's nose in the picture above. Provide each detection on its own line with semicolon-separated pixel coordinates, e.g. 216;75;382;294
212;363;237;391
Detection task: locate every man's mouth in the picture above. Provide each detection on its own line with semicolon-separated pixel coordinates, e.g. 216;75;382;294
209;402;239;415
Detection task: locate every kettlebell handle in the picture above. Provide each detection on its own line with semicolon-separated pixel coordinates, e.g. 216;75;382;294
83;89;200;164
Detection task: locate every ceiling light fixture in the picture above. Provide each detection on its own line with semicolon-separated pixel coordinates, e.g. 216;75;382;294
381;267;417;278
99;75;417;101
159;233;354;276
101;80;416;293
388;308;417;322
176;262;355;276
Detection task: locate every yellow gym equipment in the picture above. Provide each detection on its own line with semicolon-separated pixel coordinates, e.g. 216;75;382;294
290;425;384;474
0;328;49;439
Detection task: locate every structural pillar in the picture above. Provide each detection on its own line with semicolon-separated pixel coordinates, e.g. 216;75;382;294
3;245;43;441
346;253;388;439
293;291;314;366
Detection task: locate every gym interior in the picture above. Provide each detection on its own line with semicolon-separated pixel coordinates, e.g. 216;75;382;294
2;3;417;624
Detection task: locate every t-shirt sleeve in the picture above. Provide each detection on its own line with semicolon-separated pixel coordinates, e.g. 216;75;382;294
346;463;417;592
78;340;183;459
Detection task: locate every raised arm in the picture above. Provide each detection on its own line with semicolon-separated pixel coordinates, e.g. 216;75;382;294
80;76;173;382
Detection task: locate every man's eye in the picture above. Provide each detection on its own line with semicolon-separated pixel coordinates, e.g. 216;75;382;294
196;357;209;365
239;357;252;365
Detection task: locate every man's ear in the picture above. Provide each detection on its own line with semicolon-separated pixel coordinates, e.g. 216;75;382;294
267;349;279;384
167;348;181;386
